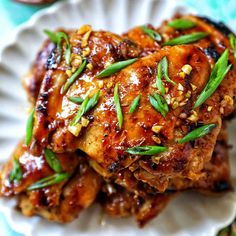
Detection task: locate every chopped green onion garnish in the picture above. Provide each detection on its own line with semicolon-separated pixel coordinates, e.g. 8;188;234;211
126;145;168;155
44;30;71;65
70;90;100;126
194;49;231;108
62;59;87;93
27;173;70;191
114;83;123;129
96;58;137;78
44;148;62;173
162;32;208;46
178;124;216;144
68;96;84;104
156;56;175;95
129;94;141;114
141;25;162;41
168;19;196;30
229;33;236;59
149;93;169;117
9;159;23;183
44;29;58;43
25;108;35;147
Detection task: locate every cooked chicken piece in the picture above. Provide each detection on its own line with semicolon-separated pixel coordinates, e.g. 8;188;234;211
0;140;102;222
0;15;235;227
22;40;56;104
18;159;102;223
99;123;231;227
158;14;236;118
32;38;226;193
99;183;172;227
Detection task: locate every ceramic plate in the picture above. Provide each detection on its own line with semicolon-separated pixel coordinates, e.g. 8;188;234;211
0;0;235;235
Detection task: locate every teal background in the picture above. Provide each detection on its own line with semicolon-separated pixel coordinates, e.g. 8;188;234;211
0;0;235;235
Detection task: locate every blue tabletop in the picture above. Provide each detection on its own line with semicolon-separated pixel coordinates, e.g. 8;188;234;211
0;0;235;235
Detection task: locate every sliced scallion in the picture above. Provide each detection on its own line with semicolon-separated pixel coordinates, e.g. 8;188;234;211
149;93;169;117
27;173;70;191
44;148;62;173
156;56;175;95
70;90;100;126
62;59;87;93
194;49;231;108
168;19;196;30
25;108;35;147
178;124;216;144
141;25;162;41
126;145;168;155
129;94;141;114
162;32;208;46
9;159;23;183
96;58;137;78
114;83;123;129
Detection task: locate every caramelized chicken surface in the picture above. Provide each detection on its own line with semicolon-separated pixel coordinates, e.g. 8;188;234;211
0;14;235;227
31;30;233;193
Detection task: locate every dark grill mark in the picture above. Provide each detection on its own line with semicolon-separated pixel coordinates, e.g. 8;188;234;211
203;45;220;61
37;103;47;114
45;48;57;69
200;16;232;36
108;161;120;173
214;180;232;192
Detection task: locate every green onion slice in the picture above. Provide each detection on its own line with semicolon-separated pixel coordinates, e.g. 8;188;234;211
141;25;162;41
126;145;168;155
178;124;216;144
44;30;71;65
27;173;70;191
62;59;87;93
9;159;23;183
168;19;196;30
44;148;62;173
25;108;35;147
129;94;141;114
149;93;169;117
70;90;100;125
229;33;236;59
194;49;231;108
114;83;123;129
68;96;84;104
156;56;175;95
96;58;137;78
162;32;208;46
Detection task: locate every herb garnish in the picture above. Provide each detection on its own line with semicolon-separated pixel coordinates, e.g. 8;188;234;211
27;173;70;191
25;108;35;147
9;159;23;183
149;93;169;117
156;56;175;95
194;49;231;108
129;94;141;114
62;59;87;93
162;32;208;46
141;25;162;41
114;83;123;129
70;90;100;126
44;148;62;173
68;96;84;104
44;30;71;65
229;33;236;59
126;145;168;155
178;124;216;144
168;19;196;30
96;58;137;78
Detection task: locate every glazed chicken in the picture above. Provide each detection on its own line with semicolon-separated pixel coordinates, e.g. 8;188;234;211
0;14;235;226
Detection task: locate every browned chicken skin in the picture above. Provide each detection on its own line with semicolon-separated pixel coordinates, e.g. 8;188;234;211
0;14;235;227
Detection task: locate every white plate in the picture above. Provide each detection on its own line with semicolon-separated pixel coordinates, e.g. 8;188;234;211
0;0;235;235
